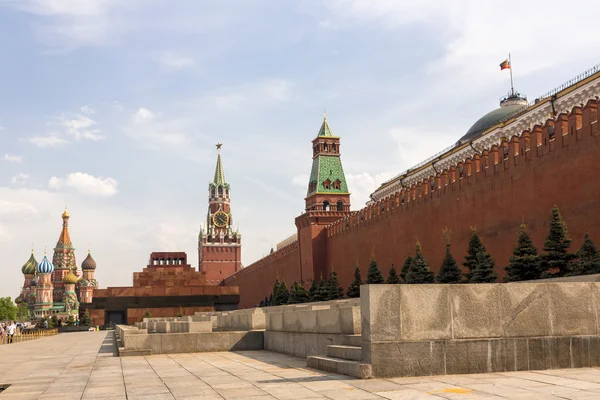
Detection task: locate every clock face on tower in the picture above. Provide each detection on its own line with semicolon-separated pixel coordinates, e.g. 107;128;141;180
213;211;229;228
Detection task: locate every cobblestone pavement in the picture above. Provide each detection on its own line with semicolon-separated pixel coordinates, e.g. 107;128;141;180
3;331;600;399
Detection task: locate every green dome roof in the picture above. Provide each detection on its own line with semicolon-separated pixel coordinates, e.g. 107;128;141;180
458;95;527;144
21;252;37;275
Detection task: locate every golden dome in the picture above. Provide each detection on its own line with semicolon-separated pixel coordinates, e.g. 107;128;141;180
63;270;78;284
62;207;70;218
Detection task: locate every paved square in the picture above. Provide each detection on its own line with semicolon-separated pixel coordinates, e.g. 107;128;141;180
3;332;600;399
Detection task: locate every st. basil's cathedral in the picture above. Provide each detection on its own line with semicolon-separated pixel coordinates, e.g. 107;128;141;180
15;208;99;319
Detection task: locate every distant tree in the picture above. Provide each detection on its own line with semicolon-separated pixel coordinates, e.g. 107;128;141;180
437;230;462;283
327;271;345;300
569;233;600;276
274;280;290;305
271;279;282;305
290;282;310;304
258;299;265;307
504;224;541;282
80;310;92;326
176;306;184;317
308;279;319;302
263;297;269;307
16;303;29;320
311;275;328;302
386;264;401;284
400;256;412;283
366;256;385;284
464;228;496;282
470;252;497;283
66;314;76;327
0;297;17;321
143;309;152;319
540;206;576;277
346;265;363;298
268;294;274;306
50;315;58;328
405;241;435;284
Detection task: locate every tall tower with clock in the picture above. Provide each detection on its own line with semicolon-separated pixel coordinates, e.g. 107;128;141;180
198;143;242;284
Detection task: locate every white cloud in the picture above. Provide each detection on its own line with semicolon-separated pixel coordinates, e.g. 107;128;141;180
80;105;95;115
209;79;293;112
0;199;38;217
48;172;119;197
3;154;22;163
158;51;195;70
59;112;105;141
346;171;396;207
133;107;156;124
28;135;69;148
10;173;30;185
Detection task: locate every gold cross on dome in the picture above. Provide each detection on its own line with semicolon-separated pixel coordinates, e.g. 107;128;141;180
216;142;223;151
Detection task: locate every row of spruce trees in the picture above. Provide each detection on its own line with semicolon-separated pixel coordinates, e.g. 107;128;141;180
257;205;600;306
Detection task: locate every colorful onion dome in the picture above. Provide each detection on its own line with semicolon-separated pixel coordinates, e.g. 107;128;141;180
21;251;37;275
63;270;79;284
82;250;97;270
37;254;54;274
62;207;70;219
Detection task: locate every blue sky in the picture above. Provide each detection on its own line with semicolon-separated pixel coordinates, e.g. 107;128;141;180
1;0;598;299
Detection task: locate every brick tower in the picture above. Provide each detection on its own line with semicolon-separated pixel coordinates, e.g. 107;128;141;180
295;115;351;284
52;208;76;302
198;143;242;284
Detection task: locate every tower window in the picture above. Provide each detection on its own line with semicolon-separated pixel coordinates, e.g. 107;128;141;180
459;166;464;178
337;201;344;211
503;147;509;160
334;179;341;190
323;179;331;190
323;201;330;211
430;180;435;191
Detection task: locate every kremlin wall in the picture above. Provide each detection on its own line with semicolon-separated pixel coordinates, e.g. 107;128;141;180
224;65;600;308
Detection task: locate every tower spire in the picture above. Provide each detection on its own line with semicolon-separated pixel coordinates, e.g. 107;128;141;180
213;142;226;186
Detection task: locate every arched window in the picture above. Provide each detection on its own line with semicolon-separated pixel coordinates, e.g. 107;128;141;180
218;186;223;196
337;201;344;211
323;201;330;211
323;179;331;190
211;188;216;198
334;179;341;190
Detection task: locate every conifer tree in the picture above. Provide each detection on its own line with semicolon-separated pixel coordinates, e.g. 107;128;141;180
540;206;576;277
406;241;435;284
464;228;495;282
504;224;541;282
400;255;412;283
366;256;385;284
275;280;290;305
308;279;318;302
264;296;269;307
470;252;497;283
292;282;310;303
346;264;362;298
258;299;265;307
271;279;282;305
437;230;462;283
386;264;401;284
268;294;274;306
314;276;329;302
569;233;600;276
80;310;92;326
327;271;345;300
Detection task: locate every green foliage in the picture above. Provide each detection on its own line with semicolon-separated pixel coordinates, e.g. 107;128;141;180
143;310;152;319
540;205;576;277
437;231;462;283
569;233;600;276
504;224;541;282
258;299;265;307
327;271;345;300
16;303;30;320
50;315;58;328
366;256;385;284
308;279;319;302
405;241;435;284
346;265;362;298
271;279;282;305
400;256;412;282
470;252;497;283
66;315;76;327
0;297;17;321
463;228;497;282
80;310;92;326
274;280;290;305
289;282;310;304
386;264;401;284
311;276;328;302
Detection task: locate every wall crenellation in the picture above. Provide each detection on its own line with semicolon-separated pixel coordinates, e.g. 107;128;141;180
326;99;599;240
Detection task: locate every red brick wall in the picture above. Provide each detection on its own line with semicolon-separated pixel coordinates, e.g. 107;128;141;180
224;100;600;308
223;241;300;308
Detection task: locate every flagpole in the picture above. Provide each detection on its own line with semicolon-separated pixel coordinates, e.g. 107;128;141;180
509;53;514;96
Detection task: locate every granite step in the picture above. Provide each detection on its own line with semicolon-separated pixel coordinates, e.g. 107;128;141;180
341;334;361;347
326;344;362;361
307;355;371;379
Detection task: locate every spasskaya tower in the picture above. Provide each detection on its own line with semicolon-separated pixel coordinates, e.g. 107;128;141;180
198;143;242;284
